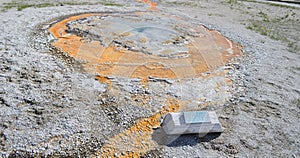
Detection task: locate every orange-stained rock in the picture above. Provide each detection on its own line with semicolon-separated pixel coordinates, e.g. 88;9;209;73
94;98;181;158
139;0;158;10
49;12;241;84
48;11;242;158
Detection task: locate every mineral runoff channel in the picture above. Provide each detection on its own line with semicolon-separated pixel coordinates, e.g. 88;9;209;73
48;11;242;157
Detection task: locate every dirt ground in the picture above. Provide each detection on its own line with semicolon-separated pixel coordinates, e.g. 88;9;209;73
0;0;299;157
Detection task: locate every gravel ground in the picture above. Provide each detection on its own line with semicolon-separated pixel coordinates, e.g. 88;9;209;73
0;0;299;157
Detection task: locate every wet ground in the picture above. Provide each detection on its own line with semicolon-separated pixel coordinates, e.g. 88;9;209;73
49;12;241;81
0;0;299;157
47;9;242;157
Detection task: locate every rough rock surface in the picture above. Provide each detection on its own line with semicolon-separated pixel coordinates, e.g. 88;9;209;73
0;0;299;157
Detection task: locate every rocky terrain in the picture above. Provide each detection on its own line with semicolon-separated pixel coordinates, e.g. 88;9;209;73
0;0;299;157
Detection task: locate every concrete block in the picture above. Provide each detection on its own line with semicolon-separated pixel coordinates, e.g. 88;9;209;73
162;111;223;135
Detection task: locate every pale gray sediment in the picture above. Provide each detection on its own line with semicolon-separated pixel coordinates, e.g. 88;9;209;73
0;0;299;157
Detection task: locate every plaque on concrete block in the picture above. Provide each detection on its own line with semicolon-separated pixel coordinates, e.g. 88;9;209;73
183;111;211;124
161;111;223;135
